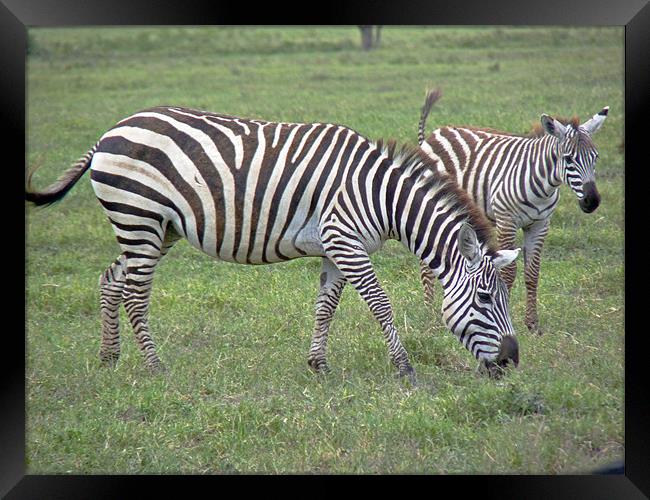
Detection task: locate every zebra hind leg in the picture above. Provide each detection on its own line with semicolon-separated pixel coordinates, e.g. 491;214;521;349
522;219;550;335
495;218;519;293
99;254;127;366
121;227;181;373
307;258;346;374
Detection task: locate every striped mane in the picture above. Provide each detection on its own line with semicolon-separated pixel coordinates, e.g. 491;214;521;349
375;139;498;254
528;115;581;137
446;116;580;139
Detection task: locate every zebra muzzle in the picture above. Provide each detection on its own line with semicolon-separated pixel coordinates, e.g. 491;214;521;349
497;335;519;368
482;335;519;379
579;181;600;213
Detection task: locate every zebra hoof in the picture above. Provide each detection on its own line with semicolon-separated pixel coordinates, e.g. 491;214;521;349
99;352;120;368
307;357;330;375
147;361;167;374
526;321;543;335
398;366;418;386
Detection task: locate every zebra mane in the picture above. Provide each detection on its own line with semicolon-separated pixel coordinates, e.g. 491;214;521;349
528;115;581;137
454;116;581;139
374;139;498;254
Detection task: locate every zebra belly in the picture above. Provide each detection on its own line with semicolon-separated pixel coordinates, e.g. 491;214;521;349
292;216;327;257
223;215;326;264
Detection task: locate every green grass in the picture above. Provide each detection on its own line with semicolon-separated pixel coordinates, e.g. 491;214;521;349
26;26;624;474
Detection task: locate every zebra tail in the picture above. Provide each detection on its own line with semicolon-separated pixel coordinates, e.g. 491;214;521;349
25;143;98;207
418;88;442;146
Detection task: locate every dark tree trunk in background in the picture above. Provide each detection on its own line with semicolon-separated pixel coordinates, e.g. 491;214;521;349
359;26;382;51
359;25;373;50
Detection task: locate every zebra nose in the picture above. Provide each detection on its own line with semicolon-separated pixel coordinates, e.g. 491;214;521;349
579;182;600;213
482;335;519;379
497;335;519;368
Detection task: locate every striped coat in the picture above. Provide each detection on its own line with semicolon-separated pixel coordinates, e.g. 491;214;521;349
26;106;521;380
416;90;607;333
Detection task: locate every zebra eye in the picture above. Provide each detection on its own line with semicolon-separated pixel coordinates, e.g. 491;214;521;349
563;154;574;165
477;291;492;303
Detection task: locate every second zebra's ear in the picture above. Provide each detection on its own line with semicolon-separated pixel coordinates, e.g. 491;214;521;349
582;106;609;135
492;248;521;269
541;114;567;140
458;223;481;267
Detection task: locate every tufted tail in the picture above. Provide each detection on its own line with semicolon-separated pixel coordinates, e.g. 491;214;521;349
25;143;98;207
418;88;442;146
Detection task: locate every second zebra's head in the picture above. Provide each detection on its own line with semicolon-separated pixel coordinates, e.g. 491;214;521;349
441;223;521;378
541;107;609;214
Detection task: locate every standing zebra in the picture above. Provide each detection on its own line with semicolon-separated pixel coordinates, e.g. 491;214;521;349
416;90;607;334
26;106;521;381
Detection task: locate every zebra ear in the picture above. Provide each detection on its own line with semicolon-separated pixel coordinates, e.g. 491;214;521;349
541;114;567;140
492;248;521;270
458;222;481;266
582;106;609;135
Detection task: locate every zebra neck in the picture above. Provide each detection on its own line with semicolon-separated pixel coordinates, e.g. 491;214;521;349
387;169;474;284
513;134;562;198
419;224;475;290
545;136;564;189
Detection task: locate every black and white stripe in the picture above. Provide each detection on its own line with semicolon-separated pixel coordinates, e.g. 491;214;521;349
27;106;521;380
417;90;607;334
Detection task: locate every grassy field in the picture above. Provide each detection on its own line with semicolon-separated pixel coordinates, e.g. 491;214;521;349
25;27;624;474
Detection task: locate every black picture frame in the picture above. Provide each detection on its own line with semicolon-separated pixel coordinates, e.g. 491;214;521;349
9;0;649;497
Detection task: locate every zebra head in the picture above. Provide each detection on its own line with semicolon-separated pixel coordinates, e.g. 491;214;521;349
541;107;608;214
441;223;521;378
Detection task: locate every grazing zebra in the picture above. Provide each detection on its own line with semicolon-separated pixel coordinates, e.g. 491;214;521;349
26;106;522;381
416;90;607;334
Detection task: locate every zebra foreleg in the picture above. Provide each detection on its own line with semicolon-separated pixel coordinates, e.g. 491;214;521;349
324;240;416;384
419;259;437;308
522;219;550;335
307;258;346;374
99;254;127;366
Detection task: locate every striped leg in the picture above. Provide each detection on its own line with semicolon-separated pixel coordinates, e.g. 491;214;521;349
419;260;436;307
99;254;127;366
307;258;346;374
323;238;416;383
121;227;181;371
522;218;550;335
495;217;519;292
